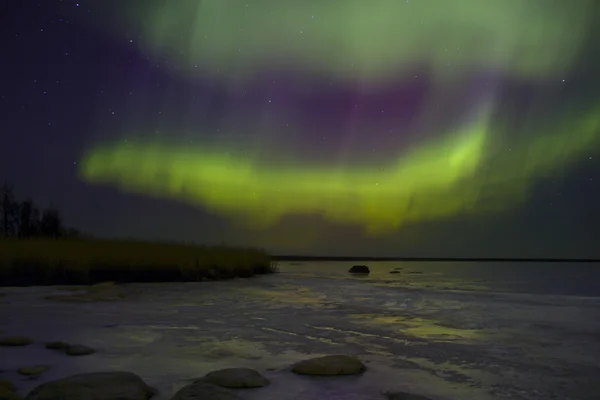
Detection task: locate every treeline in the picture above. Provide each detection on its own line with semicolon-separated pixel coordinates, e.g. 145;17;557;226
0;183;81;239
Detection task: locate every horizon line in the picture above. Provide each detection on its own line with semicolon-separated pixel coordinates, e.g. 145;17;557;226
273;256;600;263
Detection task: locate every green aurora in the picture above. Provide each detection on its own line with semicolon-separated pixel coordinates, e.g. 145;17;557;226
80;0;600;234
81;106;599;234
119;0;594;86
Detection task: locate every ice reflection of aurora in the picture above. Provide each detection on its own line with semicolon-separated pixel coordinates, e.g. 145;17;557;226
80;107;599;234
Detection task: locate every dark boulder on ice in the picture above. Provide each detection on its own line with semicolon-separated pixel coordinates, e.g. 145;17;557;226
0;336;33;346
0;379;16;392
0;379;20;400
64;344;96;356
0;386;22;400
348;265;370;274
291;354;366;376
171;381;242;400
25;372;155;400
197;367;270;388
384;391;435;400
17;366;50;376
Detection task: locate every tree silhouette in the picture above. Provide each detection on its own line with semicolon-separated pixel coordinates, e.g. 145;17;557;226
0;182;80;239
17;198;41;238
39;206;63;238
0;183;17;237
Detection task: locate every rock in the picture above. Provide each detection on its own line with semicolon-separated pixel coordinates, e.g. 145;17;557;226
0;379;16;392
0;386;22;400
17;366;49;376
45;341;70;350
65;344;95;356
291;355;366;376
0;336;33;347
348;265;370;274
198;368;270;388
24;371;155;400
170;381;242;400
385;392;434;400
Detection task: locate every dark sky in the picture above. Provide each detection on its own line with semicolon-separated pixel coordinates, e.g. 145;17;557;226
1;0;599;257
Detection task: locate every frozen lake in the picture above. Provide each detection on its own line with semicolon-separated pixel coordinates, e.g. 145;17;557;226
1;261;600;400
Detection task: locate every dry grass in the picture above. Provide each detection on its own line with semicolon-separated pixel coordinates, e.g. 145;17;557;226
0;238;278;287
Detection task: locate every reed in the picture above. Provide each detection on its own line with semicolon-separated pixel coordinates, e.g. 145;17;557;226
0;237;278;286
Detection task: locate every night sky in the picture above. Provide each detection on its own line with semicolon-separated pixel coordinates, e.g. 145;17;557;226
1;0;600;257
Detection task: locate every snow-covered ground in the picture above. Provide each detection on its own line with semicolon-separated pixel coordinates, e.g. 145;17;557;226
1;262;600;400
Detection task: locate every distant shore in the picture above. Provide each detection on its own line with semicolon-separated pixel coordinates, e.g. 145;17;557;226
274;256;600;263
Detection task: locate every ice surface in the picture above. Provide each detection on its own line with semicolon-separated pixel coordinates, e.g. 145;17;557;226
1;262;600;400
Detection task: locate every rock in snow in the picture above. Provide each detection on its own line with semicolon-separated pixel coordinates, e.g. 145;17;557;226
24;372;156;400
197;367;270;388
348;265;370;274
291;354;366;376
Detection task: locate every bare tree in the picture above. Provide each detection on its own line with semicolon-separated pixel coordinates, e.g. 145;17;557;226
17;198;41;238
0;183;17;237
39;206;64;238
0;183;76;239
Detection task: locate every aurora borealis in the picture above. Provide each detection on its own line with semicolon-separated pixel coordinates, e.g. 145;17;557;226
2;0;600;256
128;0;592;84
80;0;600;234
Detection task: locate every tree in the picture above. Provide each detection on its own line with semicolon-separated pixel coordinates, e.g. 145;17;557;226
0;183;78;239
0;183;17;237
16;198;40;238
39;206;64;238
